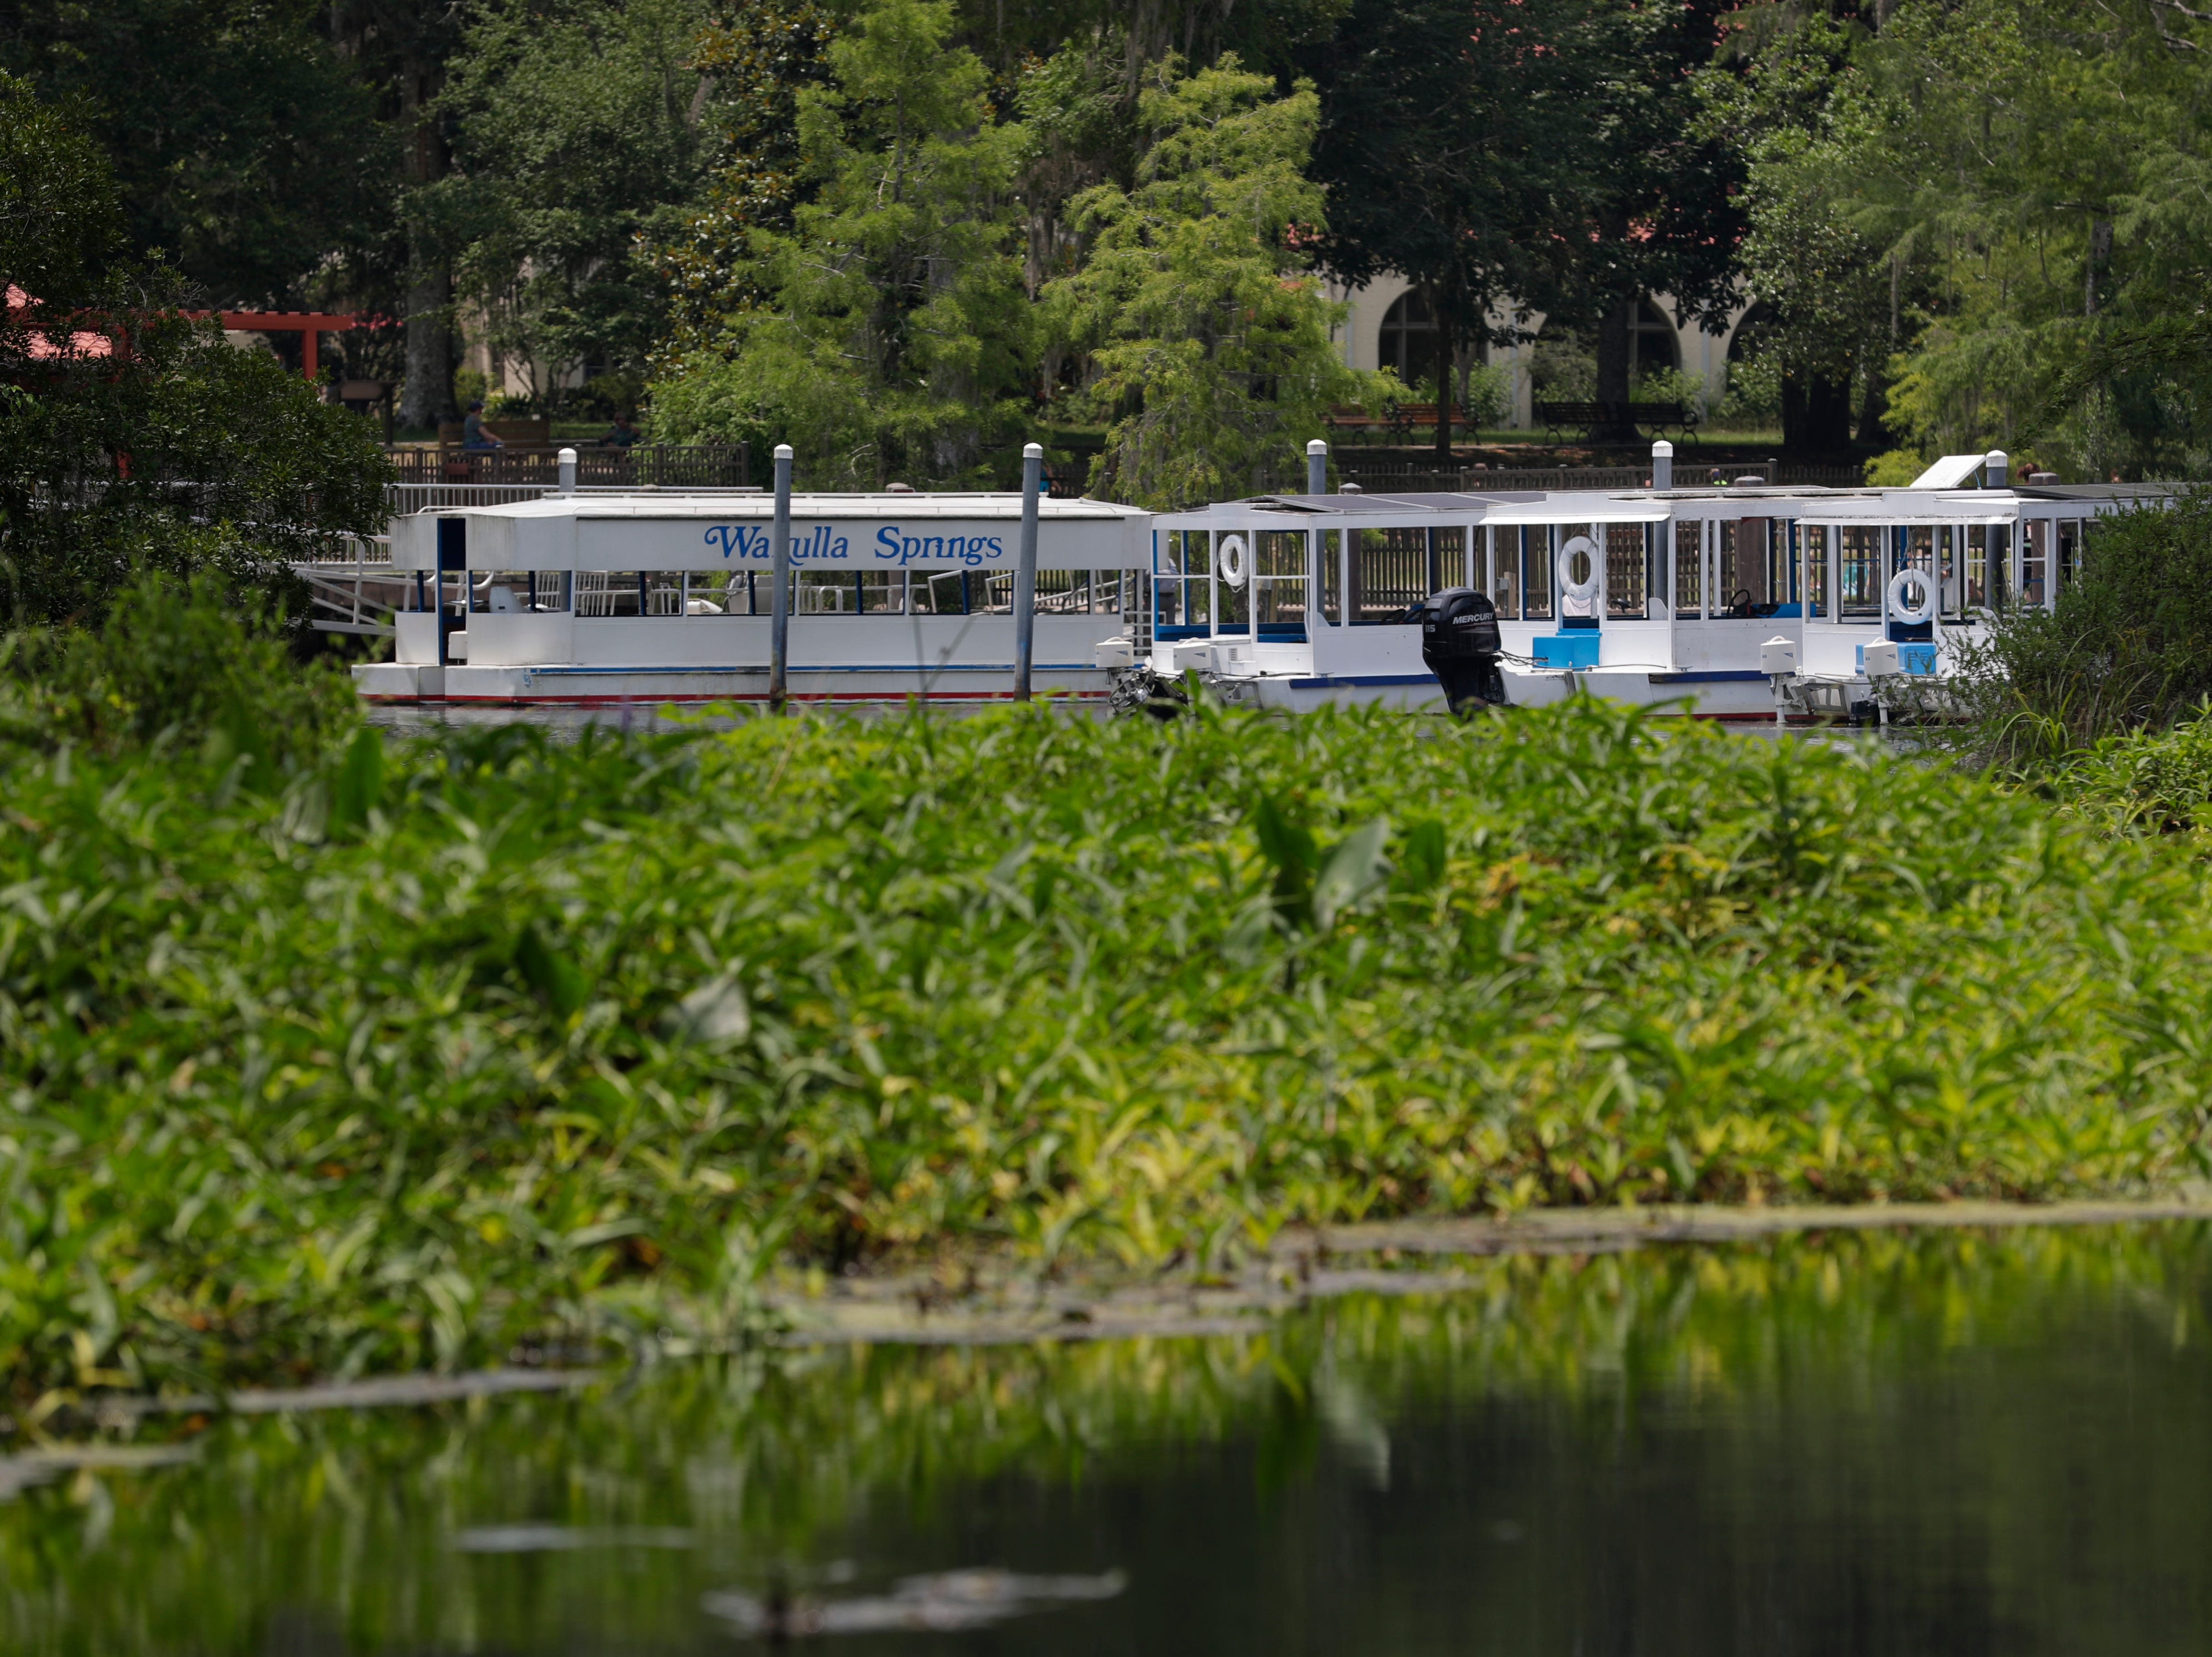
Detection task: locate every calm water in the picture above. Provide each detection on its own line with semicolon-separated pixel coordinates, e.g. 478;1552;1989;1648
8;1226;2209;1655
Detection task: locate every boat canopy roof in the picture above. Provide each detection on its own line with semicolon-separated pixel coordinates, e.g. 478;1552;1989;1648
1155;481;2177;534
390;490;1153;573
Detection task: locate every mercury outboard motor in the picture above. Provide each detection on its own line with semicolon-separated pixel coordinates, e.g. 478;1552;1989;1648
1418;587;1505;712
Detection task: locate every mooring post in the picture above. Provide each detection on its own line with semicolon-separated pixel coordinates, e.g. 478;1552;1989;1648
1651;439;1673;492
770;443;793;712
1985;448;2010;611
557;446;577;496
1307;438;1328;497
1013;441;1043;702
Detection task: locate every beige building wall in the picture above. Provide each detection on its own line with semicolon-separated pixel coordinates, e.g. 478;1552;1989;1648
1326;276;1755;429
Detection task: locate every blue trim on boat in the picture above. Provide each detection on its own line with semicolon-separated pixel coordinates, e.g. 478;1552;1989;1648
1645;670;1771;683
516;663;1098;677
1283;673;1439;689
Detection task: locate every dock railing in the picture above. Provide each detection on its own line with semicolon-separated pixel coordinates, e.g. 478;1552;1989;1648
383;442;749;491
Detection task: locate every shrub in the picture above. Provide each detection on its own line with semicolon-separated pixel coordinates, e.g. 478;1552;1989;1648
1946;488;2212;770
0;562;358;764
2052;707;2212;841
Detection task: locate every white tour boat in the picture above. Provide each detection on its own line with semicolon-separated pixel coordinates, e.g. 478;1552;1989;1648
1149;443;2169;719
351;485;1151;706
325;442;2166;718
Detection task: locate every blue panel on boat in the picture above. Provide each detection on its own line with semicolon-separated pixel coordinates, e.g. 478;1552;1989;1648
1856;642;1939;675
1532;634;1601;669
1647;670;1771;684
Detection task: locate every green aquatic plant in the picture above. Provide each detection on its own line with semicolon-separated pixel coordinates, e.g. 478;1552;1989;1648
2045;703;2212;844
2;698;2211;1398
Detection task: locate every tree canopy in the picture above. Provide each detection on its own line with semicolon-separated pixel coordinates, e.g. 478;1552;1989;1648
1305;0;1593;456
1046;55;1391;505
1;74;388;626
1713;0;2212;475
12;0;2212;486
650;0;1033;485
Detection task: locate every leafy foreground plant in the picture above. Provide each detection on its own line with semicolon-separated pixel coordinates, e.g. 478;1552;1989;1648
0;565;359;767
4;700;2211;1399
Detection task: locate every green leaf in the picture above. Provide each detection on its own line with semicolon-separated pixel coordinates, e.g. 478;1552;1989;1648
330;726;385;833
516;922;591;1020
1397;817;1447;892
1312;815;1392;932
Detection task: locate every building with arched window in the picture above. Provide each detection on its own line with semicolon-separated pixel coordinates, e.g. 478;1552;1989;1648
1325;274;1754;430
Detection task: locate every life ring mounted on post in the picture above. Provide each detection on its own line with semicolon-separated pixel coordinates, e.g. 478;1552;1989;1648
1218;533;1250;590
1558;533;1601;611
1887;565;1937;626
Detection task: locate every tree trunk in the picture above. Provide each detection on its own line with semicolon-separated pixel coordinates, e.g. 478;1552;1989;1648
1781;370;1854;455
396;55;456;431
398;266;453;431
1592;296;1637;443
1858;253;1902;447
1432;289;1455;461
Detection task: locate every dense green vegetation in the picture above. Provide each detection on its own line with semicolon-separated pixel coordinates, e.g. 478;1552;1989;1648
5;647;2211;1398
0;72;392;628
1922;490;2212;795
1716;0;2212;469
12;1;2212;477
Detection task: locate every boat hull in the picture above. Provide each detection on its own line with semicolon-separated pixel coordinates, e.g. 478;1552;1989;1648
353;662;1114;705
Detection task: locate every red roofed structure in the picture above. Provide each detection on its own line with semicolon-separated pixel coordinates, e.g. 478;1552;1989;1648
5;289;362;378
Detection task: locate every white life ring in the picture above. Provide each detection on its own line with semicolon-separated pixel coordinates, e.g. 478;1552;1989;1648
1558;534;1601;609
1217;533;1250;590
1887;566;1937;626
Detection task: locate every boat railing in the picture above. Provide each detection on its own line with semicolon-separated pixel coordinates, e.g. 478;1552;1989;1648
294;533;402;637
1319;461;1871;494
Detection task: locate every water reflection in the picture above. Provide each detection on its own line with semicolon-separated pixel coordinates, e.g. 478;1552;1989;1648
5;1225;2207;1654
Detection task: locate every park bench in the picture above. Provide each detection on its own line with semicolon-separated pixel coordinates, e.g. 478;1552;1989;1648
1534;399;1700;443
1324;402;1475;442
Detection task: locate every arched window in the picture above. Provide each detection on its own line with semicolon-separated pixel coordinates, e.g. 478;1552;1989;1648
1631;299;1680;379
1726;301;1776;366
1377;289;1437;378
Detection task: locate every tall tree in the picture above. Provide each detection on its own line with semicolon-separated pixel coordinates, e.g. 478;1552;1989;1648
428;0;720;407
649;0;1033;484
1306;0;1592;458
0;0;389;307
648;0;841;358
1698;7;1908;452
1044;55;1393;506
1729;0;2212;478
1554;0;1747;443
320;0;471;429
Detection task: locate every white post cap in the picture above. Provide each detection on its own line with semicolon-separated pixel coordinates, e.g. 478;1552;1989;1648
1308;438;1328;455
1652;439;1673;458
775;443;794;460
557;446;577;463
1023;441;1044;459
